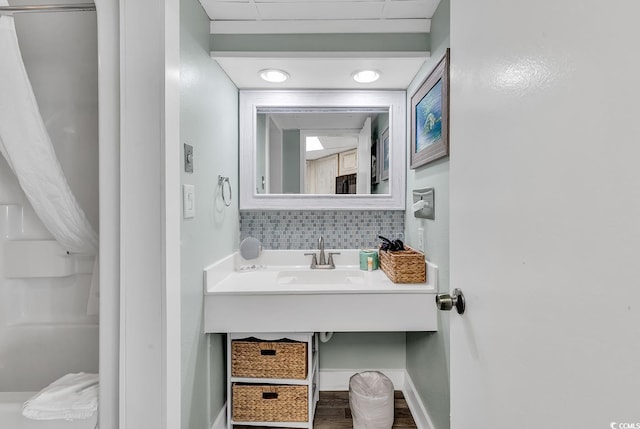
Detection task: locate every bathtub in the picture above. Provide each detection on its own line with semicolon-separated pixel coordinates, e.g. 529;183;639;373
0;392;97;429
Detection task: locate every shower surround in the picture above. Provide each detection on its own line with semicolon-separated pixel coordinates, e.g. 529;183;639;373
0;7;99;391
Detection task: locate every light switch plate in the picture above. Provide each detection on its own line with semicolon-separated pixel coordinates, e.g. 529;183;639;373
183;184;195;218
184;143;193;173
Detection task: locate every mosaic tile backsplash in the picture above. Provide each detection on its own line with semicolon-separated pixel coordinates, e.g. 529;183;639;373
240;210;405;249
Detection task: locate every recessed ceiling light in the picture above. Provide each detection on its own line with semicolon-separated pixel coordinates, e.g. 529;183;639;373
352;70;380;84
259;69;289;83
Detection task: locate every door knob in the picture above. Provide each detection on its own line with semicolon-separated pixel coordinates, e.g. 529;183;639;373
435;288;465;314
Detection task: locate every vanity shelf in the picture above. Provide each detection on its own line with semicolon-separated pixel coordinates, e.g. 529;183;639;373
227;333;319;429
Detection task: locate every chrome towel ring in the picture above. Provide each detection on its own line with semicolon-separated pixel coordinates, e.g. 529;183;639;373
218;175;232;207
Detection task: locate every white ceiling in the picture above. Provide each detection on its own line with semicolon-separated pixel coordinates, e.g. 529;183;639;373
200;0;441;89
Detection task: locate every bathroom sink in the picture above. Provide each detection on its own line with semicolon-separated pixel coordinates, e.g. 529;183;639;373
204;249;439;333
276;269;365;285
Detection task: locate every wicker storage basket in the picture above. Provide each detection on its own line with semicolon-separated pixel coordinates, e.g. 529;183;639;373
232;384;308;422
379;245;426;283
231;340;307;379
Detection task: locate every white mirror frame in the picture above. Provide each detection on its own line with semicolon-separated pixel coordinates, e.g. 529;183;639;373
239;90;406;210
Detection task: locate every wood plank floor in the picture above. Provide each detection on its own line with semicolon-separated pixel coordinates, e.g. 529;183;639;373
234;390;417;429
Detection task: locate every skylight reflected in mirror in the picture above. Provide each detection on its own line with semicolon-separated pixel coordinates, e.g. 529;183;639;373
306;136;324;152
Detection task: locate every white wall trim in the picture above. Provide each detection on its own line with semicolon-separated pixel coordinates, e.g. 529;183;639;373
402;370;436;429
95;0;120;427
210;402;227;429
162;0;182;427
119;0;181;427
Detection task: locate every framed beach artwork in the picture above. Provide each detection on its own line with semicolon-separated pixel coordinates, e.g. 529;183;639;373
410;49;450;169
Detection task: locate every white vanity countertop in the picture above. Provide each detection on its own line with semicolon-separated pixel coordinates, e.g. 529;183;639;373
206;265;435;295
203;249;439;333
204;249;437;295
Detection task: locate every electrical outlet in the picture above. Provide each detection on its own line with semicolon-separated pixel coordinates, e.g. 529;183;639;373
417;227;424;252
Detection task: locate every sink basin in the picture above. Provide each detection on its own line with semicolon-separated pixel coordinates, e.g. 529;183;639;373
276;269;365;285
204;249;439;333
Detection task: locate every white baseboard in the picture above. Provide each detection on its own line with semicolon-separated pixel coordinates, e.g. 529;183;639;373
401;371;436;429
319;369;436;429
210;401;227;429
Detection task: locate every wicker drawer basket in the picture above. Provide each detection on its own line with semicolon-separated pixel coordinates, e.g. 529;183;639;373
231;340;307;379
232;384;308;422
379;245;426;283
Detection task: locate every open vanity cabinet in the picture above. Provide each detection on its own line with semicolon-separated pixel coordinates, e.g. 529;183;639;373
227;333;319;428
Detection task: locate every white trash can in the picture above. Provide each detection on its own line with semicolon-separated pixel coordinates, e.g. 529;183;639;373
348;371;394;429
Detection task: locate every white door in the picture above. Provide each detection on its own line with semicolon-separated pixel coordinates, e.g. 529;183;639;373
449;1;640;428
305;160;316;194
313;154;338;194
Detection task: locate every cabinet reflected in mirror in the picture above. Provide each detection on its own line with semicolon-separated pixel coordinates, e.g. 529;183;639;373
256;110;389;195
239;90;406;210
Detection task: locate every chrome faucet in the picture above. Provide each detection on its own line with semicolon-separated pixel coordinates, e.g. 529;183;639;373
305;236;339;269
318;236;326;265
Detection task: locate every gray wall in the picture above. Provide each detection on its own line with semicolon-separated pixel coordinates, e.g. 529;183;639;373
268;116;283;193
179;3;449;423
404;1;451;428
180;0;239;427
211;33;430;54
282;129;301;193
372;113;390;195
320;332;406;369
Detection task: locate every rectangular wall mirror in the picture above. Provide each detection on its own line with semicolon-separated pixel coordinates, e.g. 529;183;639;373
240;91;406;210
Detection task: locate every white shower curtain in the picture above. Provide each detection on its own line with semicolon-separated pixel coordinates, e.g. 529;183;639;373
0;4;98;255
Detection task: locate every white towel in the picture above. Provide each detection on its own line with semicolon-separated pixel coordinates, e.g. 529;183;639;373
22;373;98;421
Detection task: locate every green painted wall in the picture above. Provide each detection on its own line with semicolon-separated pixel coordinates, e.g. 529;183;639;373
211;33;430;53
404;1;451;428
180;0;239;427
282;129;301;194
319;332;406;369
256;114;266;194
180;4;448;425
373;113;390;195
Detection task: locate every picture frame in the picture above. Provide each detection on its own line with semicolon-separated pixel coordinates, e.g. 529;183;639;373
381;127;389;181
410;49;450;169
